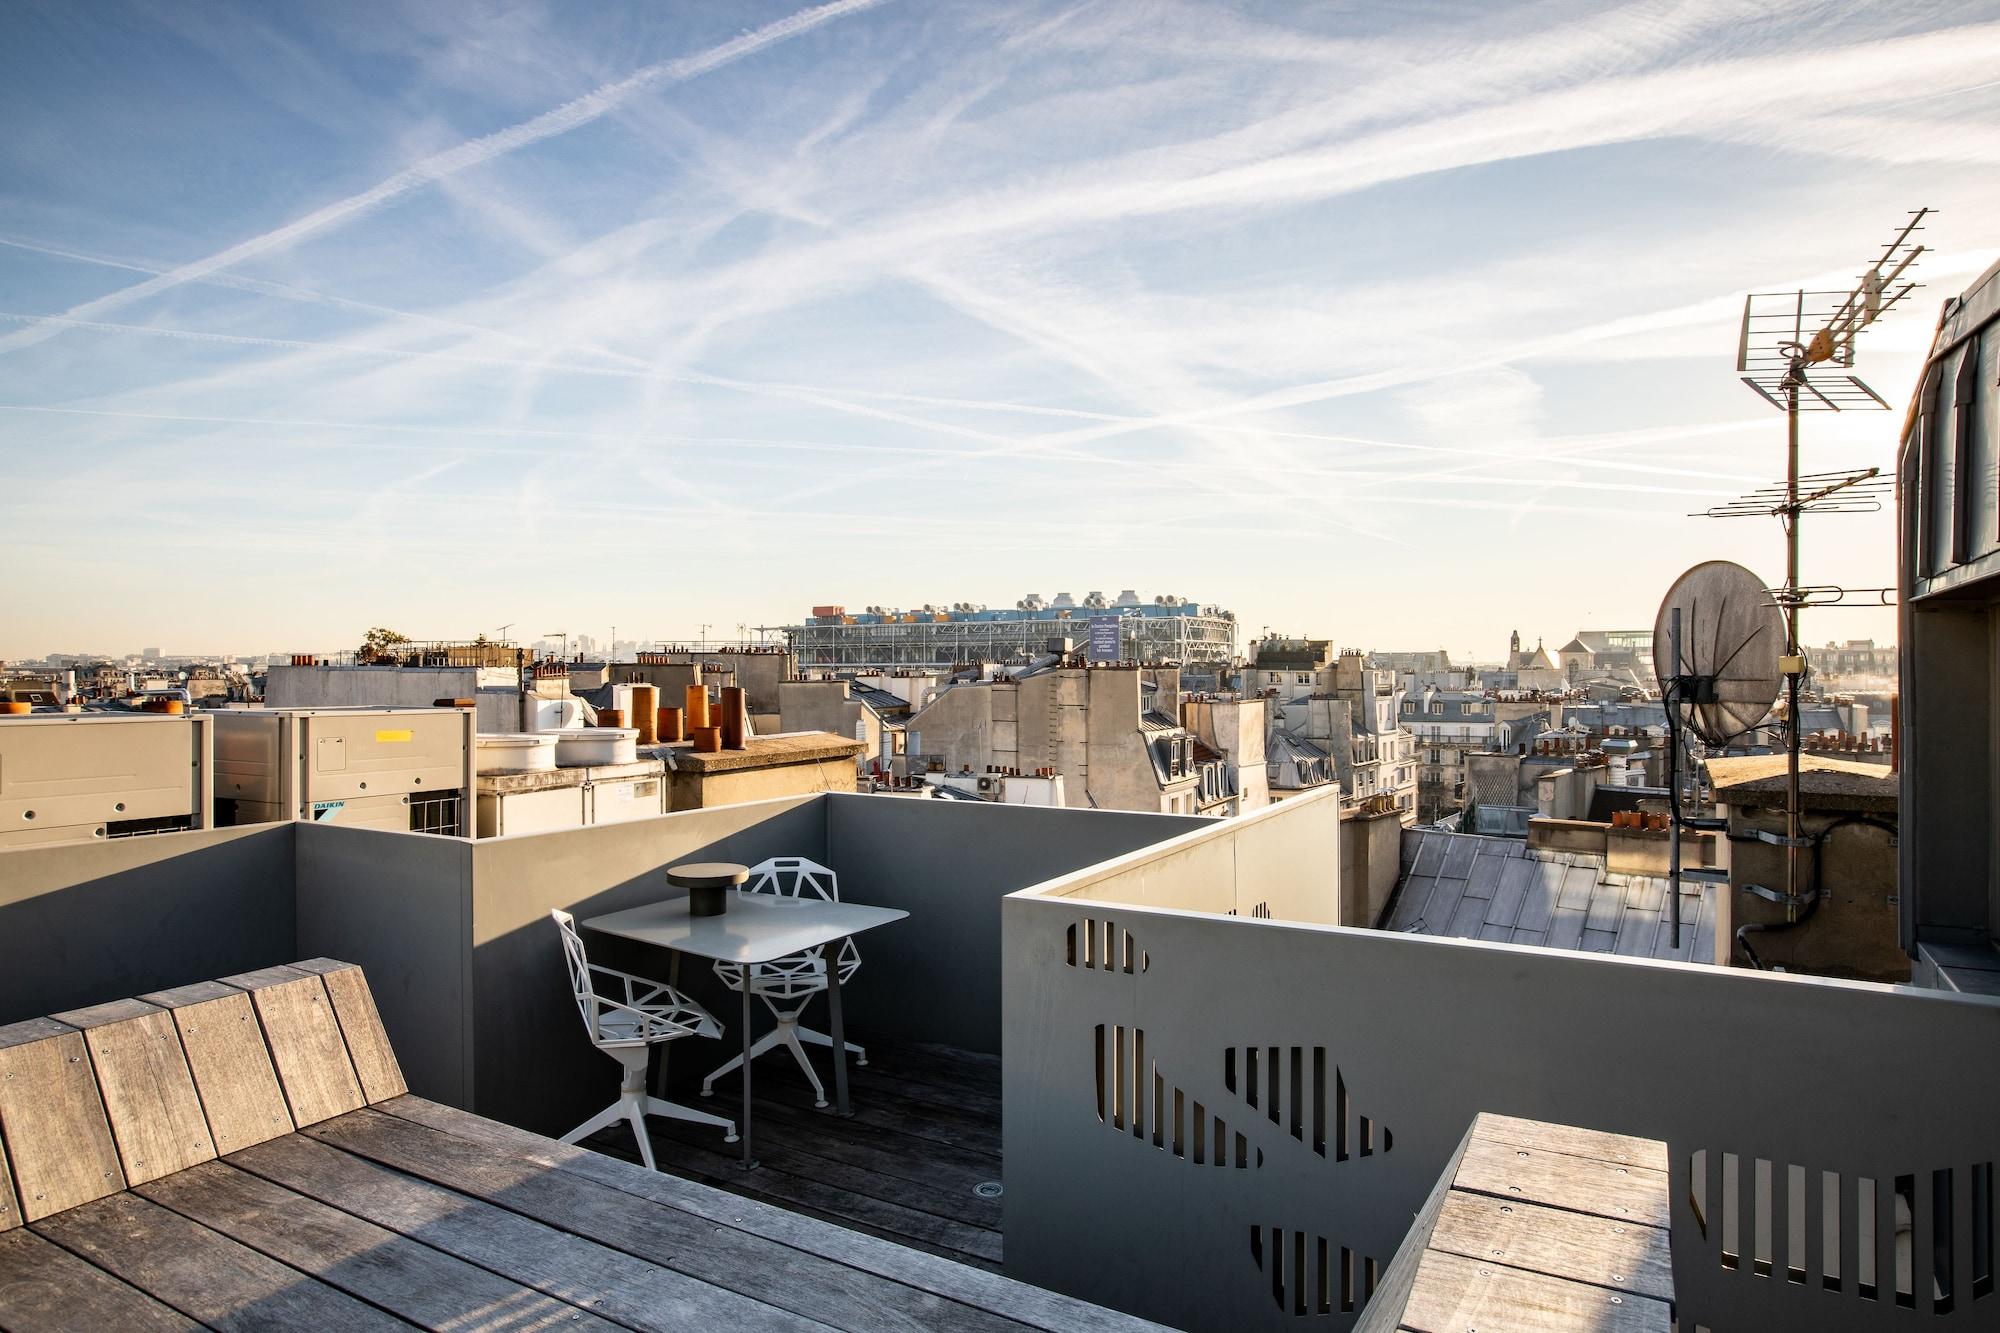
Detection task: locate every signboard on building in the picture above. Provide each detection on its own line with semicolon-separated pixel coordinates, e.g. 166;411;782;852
1088;616;1121;663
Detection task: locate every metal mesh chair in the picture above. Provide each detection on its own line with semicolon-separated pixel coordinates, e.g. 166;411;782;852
701;856;866;1108
551;909;736;1168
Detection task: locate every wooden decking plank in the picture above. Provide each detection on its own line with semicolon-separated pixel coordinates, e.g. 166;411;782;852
1426;1190;1673;1301
618;1133;999;1274
291;960;407;1103
1451;1136;1669;1228
1396;1247;1669;1332
648;1096;1002;1230
30;1190;408;1331
221;967;365;1127
51;1000;215;1186
137;1159;622;1332
686;1076;1002;1191
637;1113;1003;1263
230;1131;826;1333
1475;1113;1669;1172
717;1065;1000;1157
377;1097;1166;1333
0;1019;126;1221
0;1226;198;1332
307;1106;1035;1333
701;1056;1003;1166
751;1045;1002;1120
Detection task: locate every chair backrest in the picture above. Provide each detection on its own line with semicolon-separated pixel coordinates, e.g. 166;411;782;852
549;909;597;1032
745;856;840;902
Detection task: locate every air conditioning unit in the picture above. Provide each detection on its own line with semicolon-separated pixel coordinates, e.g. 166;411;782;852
0;713;212;849
213;706;474;836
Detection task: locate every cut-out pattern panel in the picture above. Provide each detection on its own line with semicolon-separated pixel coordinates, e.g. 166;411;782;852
1066;918;1148;973
1686;1148;1994;1316
1250;1224;1380;1316
1223;1046;1393;1162
1093;1024;1262;1168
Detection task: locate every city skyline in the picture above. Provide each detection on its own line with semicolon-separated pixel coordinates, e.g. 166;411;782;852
7;1;1999;657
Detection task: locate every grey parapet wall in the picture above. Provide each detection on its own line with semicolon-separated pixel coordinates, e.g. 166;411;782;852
1002;791;2000;1332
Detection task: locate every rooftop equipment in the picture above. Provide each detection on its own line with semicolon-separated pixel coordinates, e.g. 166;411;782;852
213;706;474;836
1698;208;1929;920
0;713;213;849
1653;560;1787;946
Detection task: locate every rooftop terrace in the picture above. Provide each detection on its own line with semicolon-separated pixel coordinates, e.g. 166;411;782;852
2;785;1996;1330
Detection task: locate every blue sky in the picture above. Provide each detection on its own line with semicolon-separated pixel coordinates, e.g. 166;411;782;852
3;0;1998;660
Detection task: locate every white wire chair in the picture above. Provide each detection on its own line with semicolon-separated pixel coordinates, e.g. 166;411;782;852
551;909;736;1168
701;856;866;1108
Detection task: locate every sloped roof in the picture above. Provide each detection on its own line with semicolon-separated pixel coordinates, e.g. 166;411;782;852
1386;830;1715;964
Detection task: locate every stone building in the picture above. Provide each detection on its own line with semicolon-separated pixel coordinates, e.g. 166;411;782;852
902;662;1262;815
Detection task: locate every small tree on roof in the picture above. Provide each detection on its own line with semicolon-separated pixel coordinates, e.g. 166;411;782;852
358;627;411;663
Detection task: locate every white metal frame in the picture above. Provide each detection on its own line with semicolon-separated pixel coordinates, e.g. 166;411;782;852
551;908;736;1168
702;856;867;1107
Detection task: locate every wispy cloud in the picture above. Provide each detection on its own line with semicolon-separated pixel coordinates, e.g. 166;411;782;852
1;0;1991;653
0;0;888;357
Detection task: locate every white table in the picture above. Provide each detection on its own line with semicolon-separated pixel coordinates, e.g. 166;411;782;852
583;891;908;1168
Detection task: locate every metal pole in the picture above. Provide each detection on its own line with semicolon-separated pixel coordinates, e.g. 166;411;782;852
1784;379;1804;915
1667;607;1682;950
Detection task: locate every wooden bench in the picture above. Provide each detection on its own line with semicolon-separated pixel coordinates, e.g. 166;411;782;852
1358;1112;1676;1332
0;959;1163;1332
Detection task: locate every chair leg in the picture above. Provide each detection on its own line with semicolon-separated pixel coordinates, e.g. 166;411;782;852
778;1026;829;1108
793;1023;866;1065
702;1027;784;1097
646;1096;738;1143
566;1047;659;1168
560;1100;628;1146
624;1097;658;1172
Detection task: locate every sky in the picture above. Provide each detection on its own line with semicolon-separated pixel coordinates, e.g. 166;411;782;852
3;0;1999;662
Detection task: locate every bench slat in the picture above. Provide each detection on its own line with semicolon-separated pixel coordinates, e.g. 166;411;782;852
141;984;294;1155
51;1001;214;1187
30;1191;409;1331
1397;1248;1669;1332
0;1227;197;1331
0;1113;17;1232
291;959;407;1102
229;1131;827;1332
138;1159;622;1332
308;1106;1041;1333
379;1095;1165;1333
0;1020;125;1221
220;967;363;1127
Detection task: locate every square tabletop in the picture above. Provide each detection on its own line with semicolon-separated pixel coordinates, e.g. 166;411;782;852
582;892;908;964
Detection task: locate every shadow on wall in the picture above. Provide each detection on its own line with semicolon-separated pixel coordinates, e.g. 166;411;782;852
0;824;298;1024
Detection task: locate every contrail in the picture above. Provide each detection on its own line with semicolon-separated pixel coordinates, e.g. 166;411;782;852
0;0;887;358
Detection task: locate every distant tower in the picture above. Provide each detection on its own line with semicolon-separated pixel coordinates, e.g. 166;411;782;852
1509;630;1521;663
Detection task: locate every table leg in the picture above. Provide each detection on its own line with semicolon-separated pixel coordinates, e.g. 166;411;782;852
738;979;756;1169
826;939;852;1118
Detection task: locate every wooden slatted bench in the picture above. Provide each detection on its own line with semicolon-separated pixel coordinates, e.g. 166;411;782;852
1358;1112;1676;1332
0;959;1165;1333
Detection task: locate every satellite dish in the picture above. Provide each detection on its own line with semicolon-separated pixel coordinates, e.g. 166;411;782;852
1652;560;1784;746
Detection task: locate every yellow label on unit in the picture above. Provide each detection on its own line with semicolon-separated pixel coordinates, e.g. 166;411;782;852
374;729;414;743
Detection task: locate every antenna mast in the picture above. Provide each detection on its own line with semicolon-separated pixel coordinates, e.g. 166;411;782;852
1701;208;1929;928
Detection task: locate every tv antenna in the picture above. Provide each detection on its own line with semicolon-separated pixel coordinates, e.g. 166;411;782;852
1703;207;1929;922
1652;561;1785;948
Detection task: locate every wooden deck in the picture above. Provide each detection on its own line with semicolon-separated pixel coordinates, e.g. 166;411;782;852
0;962;1163;1333
1360;1112;1675;1332
590;1036;1006;1272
